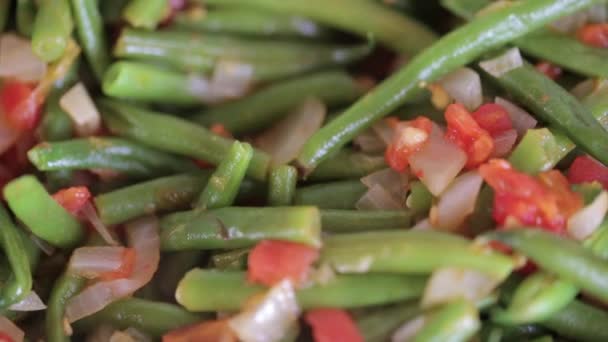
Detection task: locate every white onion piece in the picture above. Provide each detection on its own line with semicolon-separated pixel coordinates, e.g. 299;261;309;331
68;246;126;279
371;119;394;145
433;171;483;231
81;202;119;246
59;83;101;137
189;60;253;104
421;267;501;309
409;124;467;196
391;316;426;342
0;316;24;342
438;68;483;111
412;218;432;231
356;184;402;210
86;325;115;342
66;216;160;323
550;10;588;33
0;113;21;155
568;191;608;241
354;130;386;153
361;168;408;200
229;279;300;342
479;48;523;78
109;328;151;342
9;291;46;311
0;33;47;82
491;129;518;158
495;97;537;137
256;97;326;165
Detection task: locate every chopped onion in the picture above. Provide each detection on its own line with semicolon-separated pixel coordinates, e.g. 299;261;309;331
494;97;537;137
66;216;160;323
354;129;386;153
68;246;127;279
256;97;326;165
0;33;47;82
491;129;518;158
371;119;394;145
479;48;523;78
9;291;46;311
229;279;300;342
87;325;115;342
438;67;483;111
81;202;119;246
550;10;588;33
0;315;24;342
109;328;152;342
412;218;432;231
568;191;608;241
356;184;403;210
361;168;409;201
391;316;426;342
409;124;467;196
59;83;101;137
433;171;483;231
188;59;253;104
0;113;21;155
421;267;501;309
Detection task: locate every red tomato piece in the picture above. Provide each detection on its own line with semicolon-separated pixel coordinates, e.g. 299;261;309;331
535;61;562;80
0;80;41;131
0;332;13;342
52;186;92;216
471;103;513;137
445;103;494;168
163;319;237;342
305;309;363;342
99;248;136;281
248;240;319;286
568;155;608;189
385;116;433;173
577;23;608;48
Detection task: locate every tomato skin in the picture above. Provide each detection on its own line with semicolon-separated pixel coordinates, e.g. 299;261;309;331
0;332;14;342
577;23;608;48
99;248;136;281
52;186;92;216
305;309;363;342
248;240;318;286
445;103;494;168
471;103;513;137
163;319;237;342
535;61;562;80
568;155;608;190
385;116;433;173
0;80;41;131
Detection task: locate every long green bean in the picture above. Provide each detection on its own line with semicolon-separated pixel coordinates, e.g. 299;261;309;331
46;273;86;342
16;0;36;37
320;209;411;232
542;299;608;342
308;149;386;181
31;0;74;62
268;165;298;206
293;180;367;209
70;0;110;81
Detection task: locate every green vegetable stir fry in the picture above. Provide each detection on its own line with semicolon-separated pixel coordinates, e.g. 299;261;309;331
1;0;608;341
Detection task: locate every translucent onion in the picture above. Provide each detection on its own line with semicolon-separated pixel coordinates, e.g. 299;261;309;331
550;10;588;33
491;129;518;158
81;202;119;246
495;97;537;137
0;33;47;82
9;291;46;311
391;316;426;342
432;171;483;231
229;279;300;342
188;60;253;104
479;48;523;78
354;130;386;153
409;125;467;196
65;216;160;323
360;168;409;201
59;82;101;137
0;315;24;342
568;191;608;241
371;119;394;145
356;184;402;210
438;67;483;111
412;218;432;231
256;97;326;165
421;267;501;309
68;246;127;279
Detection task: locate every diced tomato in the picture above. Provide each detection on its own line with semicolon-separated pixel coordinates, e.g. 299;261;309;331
385;116;433;173
471;103;513;137
248;240;319;286
0;332;14;342
52;186;92;216
99;248;136;281
0;80;41;131
535;61;562;80
577;23;608;48
538;170;583;219
163;319;237;342
568;155;608;189
445;103;494;168
305;309;363;342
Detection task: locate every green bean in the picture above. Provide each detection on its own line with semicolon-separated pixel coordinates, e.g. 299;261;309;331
293;180;367;210
268;165;297;207
122;0;168;29
46;273;86;342
4;175;83;248
192;70;362;135
173;7;331;38
74;298;201;337
176;269;427;311
508;128;575;174
196;141;253;209
157;251;203;299
486;229;608;303
585;219;608;261
31;0;74;62
0;205;33;309
98;99;271;181
100;0;128;24
40;95;75;142
294;0;603;174
320;209;411;232
28;137;198;178
542;299;608;342
16;0;36;37
322;230;515;279
212;248;249;270
160;206;321;250
356;301;421;342
581;80;608;130
406;181;434;216
70;0;110;81
413;299;480;342
201;0;437;54
308;150;386;181
0;0;9;32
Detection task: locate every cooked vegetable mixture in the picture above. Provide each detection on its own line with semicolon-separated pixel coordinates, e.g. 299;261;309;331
2;0;608;341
